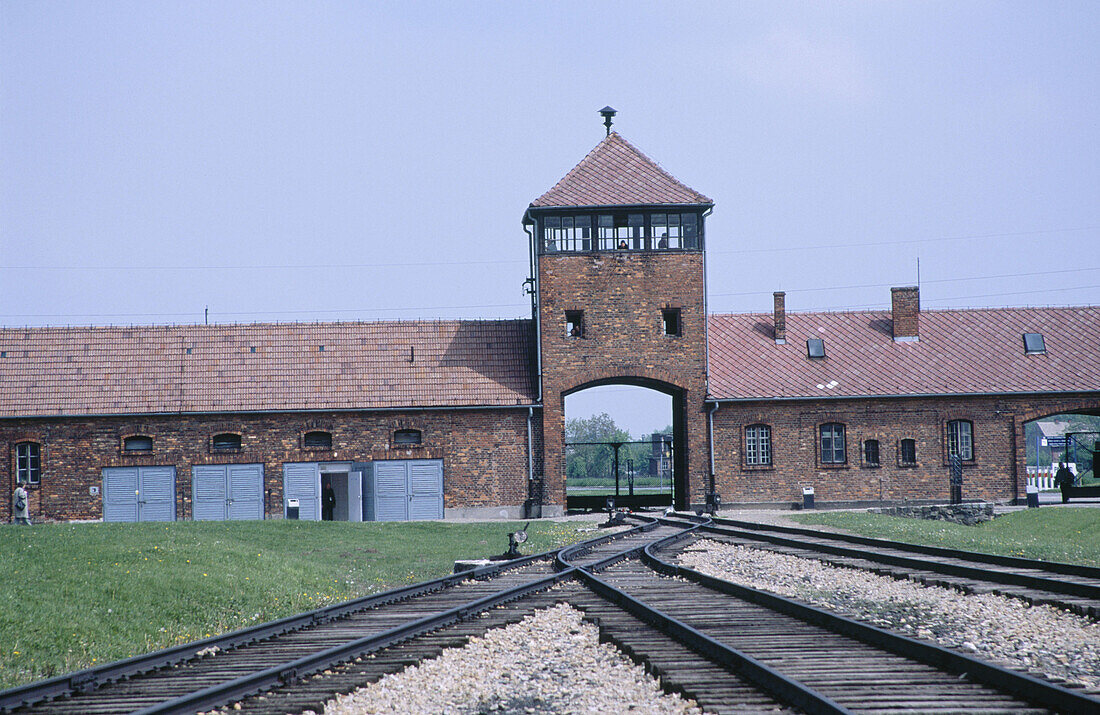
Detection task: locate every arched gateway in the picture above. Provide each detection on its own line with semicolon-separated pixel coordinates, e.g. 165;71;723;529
523;128;714;513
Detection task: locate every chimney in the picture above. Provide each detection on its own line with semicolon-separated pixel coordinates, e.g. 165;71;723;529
891;286;920;342
773;292;786;344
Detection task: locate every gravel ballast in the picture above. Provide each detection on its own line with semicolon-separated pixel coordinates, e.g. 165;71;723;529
680;539;1100;691
314;603;702;715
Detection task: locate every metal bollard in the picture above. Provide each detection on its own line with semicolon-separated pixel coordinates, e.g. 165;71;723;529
1026;484;1039;509
286;498;300;520
802;486;815;510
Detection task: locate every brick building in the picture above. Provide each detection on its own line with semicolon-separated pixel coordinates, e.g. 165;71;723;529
4;129;1099;522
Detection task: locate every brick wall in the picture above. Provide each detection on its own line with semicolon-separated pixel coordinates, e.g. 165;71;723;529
537;250;710;509
711;392;1100;505
1;408;532;522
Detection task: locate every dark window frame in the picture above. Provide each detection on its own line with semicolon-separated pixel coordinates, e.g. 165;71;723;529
819;423;846;465
538;210;703;254
899;438;917;466
15;441;41;484
303;430;333;450
662;308;682;336
211;433;243;451
862;439;881;467
565;310;585;338
744;424;772;467
947;419;974;462
1023;333;1046;354
393;429;423;447
123;435;154;453
806;338;826;359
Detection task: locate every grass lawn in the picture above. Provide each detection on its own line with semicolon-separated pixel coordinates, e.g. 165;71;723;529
0;519;599;690
792;508;1100;566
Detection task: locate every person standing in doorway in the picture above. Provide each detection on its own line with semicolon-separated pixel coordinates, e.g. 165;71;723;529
322;482;336;521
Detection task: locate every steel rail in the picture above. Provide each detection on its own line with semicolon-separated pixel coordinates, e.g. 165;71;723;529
565;517;853;715
709;514;1100;580
641;529;1100;714
0;519;662;714
138;515;688;715
694;518;1100;601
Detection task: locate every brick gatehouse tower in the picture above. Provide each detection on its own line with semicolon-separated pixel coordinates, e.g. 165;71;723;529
524;123;713;512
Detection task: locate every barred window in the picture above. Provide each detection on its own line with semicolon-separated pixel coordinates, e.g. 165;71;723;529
820;423;846;464
900;438;917;465
16;442;41;484
745;425;772;466
947;420;973;461
863;439;880;467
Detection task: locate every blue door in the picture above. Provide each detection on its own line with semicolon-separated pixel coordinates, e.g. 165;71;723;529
193;464;264;520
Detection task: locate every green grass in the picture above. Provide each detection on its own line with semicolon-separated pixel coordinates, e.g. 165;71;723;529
792;508;1100;566
0;519;597;690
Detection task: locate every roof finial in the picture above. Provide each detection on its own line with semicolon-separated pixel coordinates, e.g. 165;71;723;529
599;106;617;136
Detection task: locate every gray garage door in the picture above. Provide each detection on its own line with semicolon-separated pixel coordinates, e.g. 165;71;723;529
283;462;320;520
368;459;443;521
102;466;176;522
192;464;264;521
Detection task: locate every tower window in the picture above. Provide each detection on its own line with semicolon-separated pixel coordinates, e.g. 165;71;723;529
212;433;242;451
566;311;584;338
16;442;41;484
662;308;682;336
899;438;917;466
539;211;702;254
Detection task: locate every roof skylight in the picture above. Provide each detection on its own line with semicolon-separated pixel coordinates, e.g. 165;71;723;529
1023;333;1046;354
807;338;826;359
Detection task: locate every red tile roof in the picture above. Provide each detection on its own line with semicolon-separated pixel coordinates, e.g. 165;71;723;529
0;320;535;418
530;132;712;208
708;306;1100;400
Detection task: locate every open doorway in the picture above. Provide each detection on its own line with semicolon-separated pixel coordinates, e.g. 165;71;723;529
564;383;678;510
1024;413;1100;491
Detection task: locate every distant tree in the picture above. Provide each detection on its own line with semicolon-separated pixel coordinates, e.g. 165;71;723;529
566;413;631;444
566;413;631;482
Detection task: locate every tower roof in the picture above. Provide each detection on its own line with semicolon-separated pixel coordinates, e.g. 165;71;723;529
530;132;712;209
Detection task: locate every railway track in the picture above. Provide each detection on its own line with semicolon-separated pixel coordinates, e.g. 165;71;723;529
3;513;1097;714
689;514;1100;619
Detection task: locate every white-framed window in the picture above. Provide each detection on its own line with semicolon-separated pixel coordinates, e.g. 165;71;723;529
745;425;772;466
947;420;973;461
16;442;41;484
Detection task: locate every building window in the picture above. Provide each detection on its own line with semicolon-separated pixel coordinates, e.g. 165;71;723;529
662;308;682;336
540;211;702;254
820;423;846;464
566;310;584;338
123;435;153;452
16;442;41;484
745;425;772;466
394;429;422;446
303;430;333;449
947;420;974;461
863;439;880;467
899;438;917;466
807;338;826;359
212;433;242;451
1023;333;1046;354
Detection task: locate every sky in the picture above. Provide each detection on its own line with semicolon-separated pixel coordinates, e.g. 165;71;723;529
3;2;1098;437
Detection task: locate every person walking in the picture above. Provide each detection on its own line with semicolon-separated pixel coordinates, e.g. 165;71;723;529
12;484;31;525
1055;462;1074;504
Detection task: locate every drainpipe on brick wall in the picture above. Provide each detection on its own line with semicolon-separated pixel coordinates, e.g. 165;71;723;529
707;401;719;498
